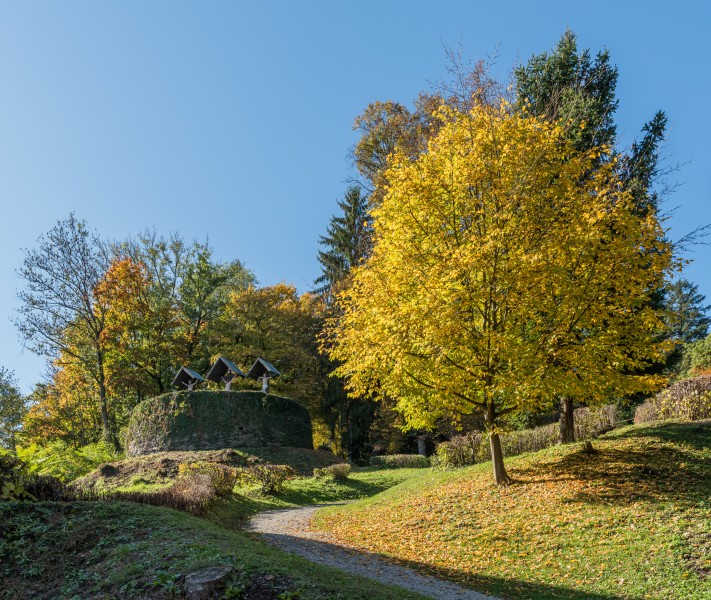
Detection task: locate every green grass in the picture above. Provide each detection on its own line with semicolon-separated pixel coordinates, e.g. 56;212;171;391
74;445;426;526
2;459;427;599
315;420;711;600
207;467;428;528
0;500;428;600
11;421;708;599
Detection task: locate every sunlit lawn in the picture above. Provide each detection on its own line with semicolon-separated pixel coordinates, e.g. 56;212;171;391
316;421;711;600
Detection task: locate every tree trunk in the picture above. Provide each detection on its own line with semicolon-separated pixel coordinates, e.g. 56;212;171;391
416;435;427;457
97;351;112;443
98;387;110;441
486;402;511;485
559;396;575;443
346;399;353;463
489;432;511;484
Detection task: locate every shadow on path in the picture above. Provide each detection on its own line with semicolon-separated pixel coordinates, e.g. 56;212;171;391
246;505;624;600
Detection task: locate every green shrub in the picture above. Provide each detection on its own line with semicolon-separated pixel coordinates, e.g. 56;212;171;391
635;376;711;424
434;404;619;469
1;451;216;513
177;461;238;497
23;474;69;501
431;433;486;469
17;441;122;482
499;422;560;458
368;454;430;469
573;404;618;439
111;473;217;515
313;463;351;481
683;336;711;376
240;464;296;495
634;401;659;424
0;451;33;501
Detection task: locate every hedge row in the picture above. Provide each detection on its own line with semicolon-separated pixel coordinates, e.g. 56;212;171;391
635;376;711;424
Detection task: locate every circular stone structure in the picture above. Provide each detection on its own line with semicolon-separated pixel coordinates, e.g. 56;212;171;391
125;390;313;456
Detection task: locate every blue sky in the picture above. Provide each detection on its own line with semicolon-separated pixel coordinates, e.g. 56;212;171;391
0;1;709;391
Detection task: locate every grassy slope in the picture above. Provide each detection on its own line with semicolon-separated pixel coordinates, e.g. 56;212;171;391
73;446;343;491
208;468;427;527
0;500;429;600
1;461;428;600
315;421;711;600
74;444;427;525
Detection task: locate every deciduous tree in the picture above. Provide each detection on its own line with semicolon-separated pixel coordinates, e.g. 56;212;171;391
327;102;674;484
95;256;185;401
0;368;26;452
215;284;327;427
15;215;113;440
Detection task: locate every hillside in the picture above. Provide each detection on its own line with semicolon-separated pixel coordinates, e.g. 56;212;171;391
315;421;711;600
0;500;428;600
73;446;342;492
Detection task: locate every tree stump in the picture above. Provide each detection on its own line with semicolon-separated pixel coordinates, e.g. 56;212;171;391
581;440;597;455
184;566;234;600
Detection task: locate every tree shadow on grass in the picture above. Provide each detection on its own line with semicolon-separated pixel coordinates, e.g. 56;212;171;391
279;478;391;505
606;420;711;451
256;531;625;600
510;432;710;508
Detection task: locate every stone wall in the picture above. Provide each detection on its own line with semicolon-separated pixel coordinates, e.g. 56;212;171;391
125;390;313;456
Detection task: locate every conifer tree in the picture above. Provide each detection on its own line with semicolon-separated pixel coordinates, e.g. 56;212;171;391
515;31;673;440
315;186;375;460
315;186;371;300
664;279;711;372
515;29;619;152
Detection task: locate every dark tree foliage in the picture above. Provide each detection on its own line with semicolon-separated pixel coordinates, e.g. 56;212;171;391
315;186;376;460
314;186;371;300
0;368;25;452
515;30;669;220
665;279;711;344
619;111;668;217
514;30;673;439
319;369;376;463
514;29;619;152
664;278;711;372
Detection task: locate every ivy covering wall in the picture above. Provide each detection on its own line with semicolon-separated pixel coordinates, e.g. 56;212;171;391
125;390;313;456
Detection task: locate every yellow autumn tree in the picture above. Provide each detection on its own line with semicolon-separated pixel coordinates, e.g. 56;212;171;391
327;101;675;484
214;284;325;401
95;257;187;399
22;354;101;447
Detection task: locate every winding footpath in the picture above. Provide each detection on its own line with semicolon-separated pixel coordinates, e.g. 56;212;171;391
246;504;498;600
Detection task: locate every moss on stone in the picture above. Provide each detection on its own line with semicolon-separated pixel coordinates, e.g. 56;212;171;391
125;390;313;456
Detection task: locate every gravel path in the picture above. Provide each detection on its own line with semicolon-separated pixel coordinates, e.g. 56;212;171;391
246;505;498;600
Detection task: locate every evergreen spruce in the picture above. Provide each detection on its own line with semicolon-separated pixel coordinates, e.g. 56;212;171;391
664;278;711;372
514;29;619;152
315;185;374;461
314;186;371;301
